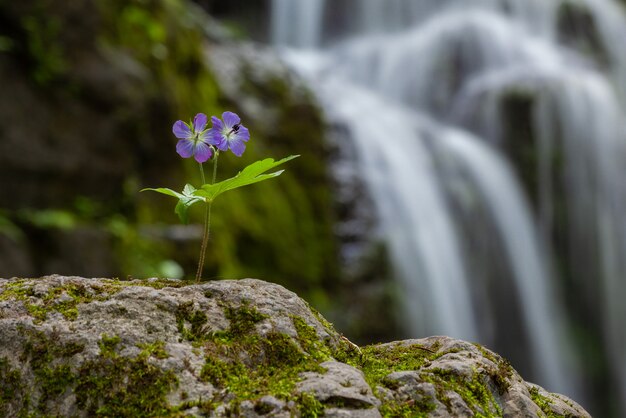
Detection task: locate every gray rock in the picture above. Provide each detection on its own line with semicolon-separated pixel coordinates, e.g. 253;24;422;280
323;408;382;418
297;361;380;409
526;383;591;418
0;276;591;418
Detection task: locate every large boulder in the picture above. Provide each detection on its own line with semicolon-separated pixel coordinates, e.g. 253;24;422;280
0;276;590;417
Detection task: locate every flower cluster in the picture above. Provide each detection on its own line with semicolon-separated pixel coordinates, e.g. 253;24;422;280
173;111;250;162
145;109;297;281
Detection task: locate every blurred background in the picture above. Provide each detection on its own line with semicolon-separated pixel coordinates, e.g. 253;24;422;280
1;0;625;416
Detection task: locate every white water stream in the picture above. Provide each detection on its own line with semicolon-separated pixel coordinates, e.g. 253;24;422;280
270;0;626;413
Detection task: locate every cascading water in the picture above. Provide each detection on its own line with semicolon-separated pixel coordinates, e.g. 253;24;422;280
270;0;326;47
270;0;626;415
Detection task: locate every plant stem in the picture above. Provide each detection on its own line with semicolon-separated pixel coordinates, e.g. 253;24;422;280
195;152;219;282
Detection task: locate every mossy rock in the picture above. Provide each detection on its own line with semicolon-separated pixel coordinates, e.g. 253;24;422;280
0;276;591;417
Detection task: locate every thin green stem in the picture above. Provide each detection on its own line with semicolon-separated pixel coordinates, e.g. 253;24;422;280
199;162;206;185
195;151;219;282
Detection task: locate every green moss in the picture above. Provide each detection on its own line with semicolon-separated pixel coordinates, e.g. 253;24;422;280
39;364;75;405
378;399;434;417
137;340;169;359
0;357;27;416
473;343;514;395
529;386;569;418
342;342;435;388
188;309;343;416
427;367;501;416
10;327;178;417
297;392;325;418
196;306;328;413
292;315;332;362
331;340;504;417
98;334;121;356
0;279;190;323
19;329;85;415
176;301;209;342
200;330;315;401
75;335;178;417
223;303;269;338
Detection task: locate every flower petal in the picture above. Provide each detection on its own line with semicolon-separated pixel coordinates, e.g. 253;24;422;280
198;130;211;143
216;136;229;151
228;137;246;157
176;139;195;158
173;121;192;139
194;142;212;163
222;111;240;129
211;116;223;131
209;130;228;151
234;126;250;142
193;113;208;132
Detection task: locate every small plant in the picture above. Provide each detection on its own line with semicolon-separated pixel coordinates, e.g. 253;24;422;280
143;112;298;281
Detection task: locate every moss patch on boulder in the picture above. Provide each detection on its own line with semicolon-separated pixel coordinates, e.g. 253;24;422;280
0;277;592;417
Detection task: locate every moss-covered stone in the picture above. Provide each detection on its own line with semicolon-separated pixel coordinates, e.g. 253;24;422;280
292;315;333;362
0;277;187;322
0;357;26;416
328;340;509;417
474;343;514;395
75;334;178;417
223;302;269;338
176;301;209;343
4;326;180;417
18;328;85;415
198;306;326;410
0;277;591;417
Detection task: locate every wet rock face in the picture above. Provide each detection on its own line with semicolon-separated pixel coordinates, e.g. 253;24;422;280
0;276;590;417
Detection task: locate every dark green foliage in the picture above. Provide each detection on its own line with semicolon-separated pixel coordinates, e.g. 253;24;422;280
22;12;67;85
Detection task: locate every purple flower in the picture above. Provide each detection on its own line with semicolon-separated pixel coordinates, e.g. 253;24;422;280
210;111;250;157
173;113;213;163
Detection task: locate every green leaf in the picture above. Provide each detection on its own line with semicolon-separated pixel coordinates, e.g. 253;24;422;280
193;155;300;203
175;184;204;224
142;184;204;224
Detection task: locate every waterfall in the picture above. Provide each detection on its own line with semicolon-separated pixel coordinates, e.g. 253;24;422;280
270;0;626;414
270;0;326;48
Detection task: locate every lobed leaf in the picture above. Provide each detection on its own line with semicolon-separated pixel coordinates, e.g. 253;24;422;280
193;155;300;202
140;155;299;223
142;184;204;224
